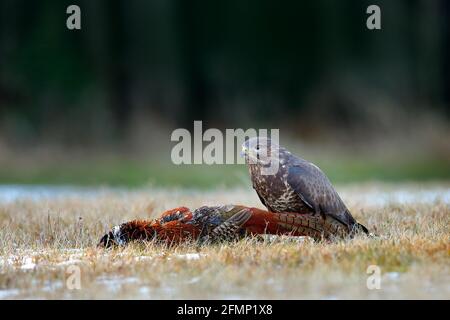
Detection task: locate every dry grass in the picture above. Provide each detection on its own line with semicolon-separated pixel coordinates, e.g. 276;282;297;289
0;183;449;299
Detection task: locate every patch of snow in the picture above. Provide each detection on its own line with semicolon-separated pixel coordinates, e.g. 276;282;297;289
385;272;401;280
186;276;202;284
0;184;448;207
0;249;87;271
0;289;20;299
96;276;140;292
0;185;102;203
134;255;156;262
173;253;204;260
343;188;450;207
139;287;151;295
54;259;83;266
20;257;36;270
0;255;37;270
37;280;64;292
61;249;84;254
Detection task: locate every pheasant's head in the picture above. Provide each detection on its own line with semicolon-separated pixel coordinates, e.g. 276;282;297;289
98;229;118;248
98;220;158;248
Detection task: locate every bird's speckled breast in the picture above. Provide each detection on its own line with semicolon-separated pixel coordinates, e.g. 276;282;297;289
249;164;312;213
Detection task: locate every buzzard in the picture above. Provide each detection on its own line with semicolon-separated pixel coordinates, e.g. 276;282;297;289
98;204;349;247
242;137;368;235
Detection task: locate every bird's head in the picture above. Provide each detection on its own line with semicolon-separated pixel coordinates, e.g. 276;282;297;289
241;137;280;166
98;224;129;248
98;220;158;248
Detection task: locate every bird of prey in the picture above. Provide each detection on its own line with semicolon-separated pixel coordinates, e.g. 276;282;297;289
98;204;348;247
242;137;368;236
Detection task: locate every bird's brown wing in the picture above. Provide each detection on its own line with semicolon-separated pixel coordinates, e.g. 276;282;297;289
201;208;252;243
287;164;357;229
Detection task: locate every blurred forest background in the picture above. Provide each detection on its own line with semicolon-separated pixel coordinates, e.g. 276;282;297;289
0;0;449;187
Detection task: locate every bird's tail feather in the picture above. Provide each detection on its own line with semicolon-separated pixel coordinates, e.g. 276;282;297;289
356;222;369;234
349;221;372;237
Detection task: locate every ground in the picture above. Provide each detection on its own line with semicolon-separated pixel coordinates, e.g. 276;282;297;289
0;183;449;299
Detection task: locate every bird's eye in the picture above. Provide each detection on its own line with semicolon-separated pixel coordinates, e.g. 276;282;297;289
256;145;260;150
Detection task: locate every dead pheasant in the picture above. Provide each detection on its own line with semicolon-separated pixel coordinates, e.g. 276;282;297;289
98;205;349;248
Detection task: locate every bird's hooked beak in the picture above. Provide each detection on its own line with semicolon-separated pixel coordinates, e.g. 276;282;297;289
242;144;260;163
240;145;248;158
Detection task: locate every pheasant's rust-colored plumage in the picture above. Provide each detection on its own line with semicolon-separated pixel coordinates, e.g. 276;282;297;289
98;205;348;248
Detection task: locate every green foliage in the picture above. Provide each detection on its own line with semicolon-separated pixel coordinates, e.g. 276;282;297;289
0;157;448;187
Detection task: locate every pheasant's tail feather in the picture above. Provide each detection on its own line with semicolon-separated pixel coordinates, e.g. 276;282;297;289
202;208;252;243
273;212;329;240
270;212;354;241
321;217;371;238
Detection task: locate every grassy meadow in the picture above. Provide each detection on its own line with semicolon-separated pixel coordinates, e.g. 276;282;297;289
1;0;449;301
0;183;448;299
